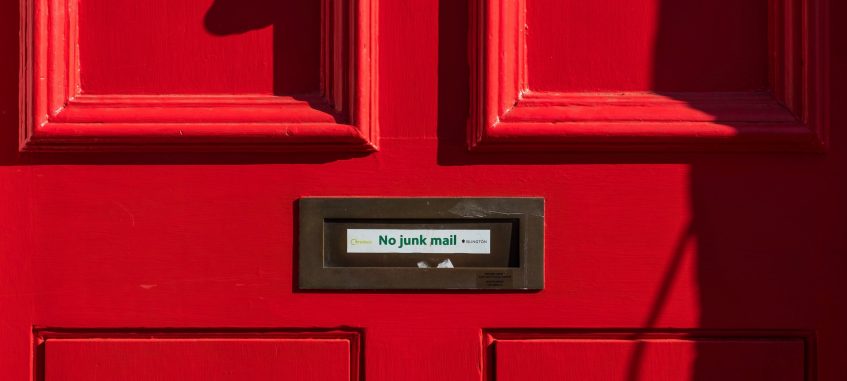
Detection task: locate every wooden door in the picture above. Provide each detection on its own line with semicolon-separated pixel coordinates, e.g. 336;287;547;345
1;0;844;380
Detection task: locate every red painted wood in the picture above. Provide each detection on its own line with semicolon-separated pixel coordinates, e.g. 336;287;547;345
57;95;341;123
1;0;845;381
45;338;352;381
469;0;828;151
19;0;378;152
527;0;769;92
494;338;805;381
78;0;287;95
506;93;799;123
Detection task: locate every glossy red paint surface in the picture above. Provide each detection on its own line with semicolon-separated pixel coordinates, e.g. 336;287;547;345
470;0;825;151
527;0;770;92
493;337;805;381
20;0;378;151
44;334;356;381
1;0;845;380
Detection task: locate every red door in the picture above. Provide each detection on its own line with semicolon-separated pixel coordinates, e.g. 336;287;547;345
1;0;844;380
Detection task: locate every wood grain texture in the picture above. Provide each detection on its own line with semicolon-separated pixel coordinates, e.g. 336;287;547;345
78;0;281;95
526;0;769;92
493;336;806;381
469;0;828;151
43;335;355;381
19;0;378;152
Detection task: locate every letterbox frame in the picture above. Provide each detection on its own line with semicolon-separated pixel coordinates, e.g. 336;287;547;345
298;197;544;290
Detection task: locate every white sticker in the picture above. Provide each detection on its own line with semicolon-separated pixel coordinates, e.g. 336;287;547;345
346;229;491;254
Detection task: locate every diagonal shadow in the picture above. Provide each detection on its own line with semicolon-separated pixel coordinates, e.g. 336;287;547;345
625;221;695;381
629;0;773;380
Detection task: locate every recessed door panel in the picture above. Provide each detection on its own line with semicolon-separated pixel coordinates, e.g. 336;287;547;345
43;334;357;381
494;337;806;381
526;0;769;92
77;0;323;95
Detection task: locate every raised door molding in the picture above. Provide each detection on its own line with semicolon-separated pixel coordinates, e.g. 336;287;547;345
19;0;378;152
470;0;829;152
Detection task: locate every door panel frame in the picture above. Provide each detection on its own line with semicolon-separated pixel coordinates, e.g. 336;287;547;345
19;0;378;152
469;0;829;152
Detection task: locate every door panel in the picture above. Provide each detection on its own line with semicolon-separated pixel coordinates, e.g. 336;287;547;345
43;335;355;381
526;0;769;92
470;0;824;151
20;0;377;151
77;0;314;95
494;337;805;381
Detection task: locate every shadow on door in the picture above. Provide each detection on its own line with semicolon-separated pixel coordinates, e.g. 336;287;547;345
434;0;839;380
204;0;321;96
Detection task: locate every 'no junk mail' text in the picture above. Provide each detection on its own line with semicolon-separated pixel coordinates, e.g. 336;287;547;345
346;229;491;254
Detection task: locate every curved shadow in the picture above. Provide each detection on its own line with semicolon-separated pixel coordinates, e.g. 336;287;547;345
204;0;279;35
204;0;321;96
2;0;356;165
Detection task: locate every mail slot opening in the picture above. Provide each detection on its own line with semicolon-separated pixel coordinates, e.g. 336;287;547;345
323;219;520;268
298;197;543;290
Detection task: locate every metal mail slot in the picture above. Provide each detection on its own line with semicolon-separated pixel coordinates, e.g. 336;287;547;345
298;198;544;290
